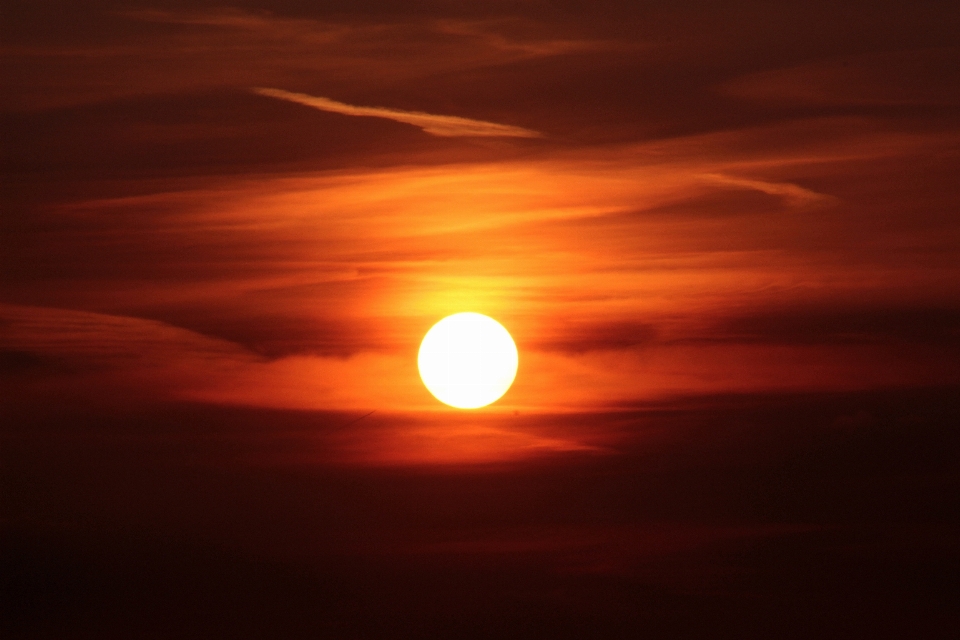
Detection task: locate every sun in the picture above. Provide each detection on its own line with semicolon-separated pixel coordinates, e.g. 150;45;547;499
418;312;519;409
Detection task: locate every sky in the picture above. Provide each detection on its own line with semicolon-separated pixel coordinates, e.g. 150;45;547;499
2;1;960;638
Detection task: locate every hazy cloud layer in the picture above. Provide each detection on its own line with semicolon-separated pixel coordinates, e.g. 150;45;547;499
3;1;959;417
724;47;960;107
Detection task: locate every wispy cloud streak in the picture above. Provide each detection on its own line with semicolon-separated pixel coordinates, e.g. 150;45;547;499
699;173;835;206
253;87;541;138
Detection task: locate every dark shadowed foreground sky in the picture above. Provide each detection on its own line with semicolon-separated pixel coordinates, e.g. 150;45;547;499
2;1;959;638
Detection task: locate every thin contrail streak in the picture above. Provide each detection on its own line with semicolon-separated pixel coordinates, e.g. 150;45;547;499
253;87;541;138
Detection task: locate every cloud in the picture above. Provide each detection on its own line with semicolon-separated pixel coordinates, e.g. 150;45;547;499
5;116;958;414
253;87;541;138
703;306;960;346
699;173;835;206
0;303;415;411
119;8;280;30
723;48;960;107
5;8;610;112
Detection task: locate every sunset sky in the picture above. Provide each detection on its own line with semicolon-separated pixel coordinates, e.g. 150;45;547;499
3;1;959;637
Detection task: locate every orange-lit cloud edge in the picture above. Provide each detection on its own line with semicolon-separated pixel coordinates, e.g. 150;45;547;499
5;115;959;464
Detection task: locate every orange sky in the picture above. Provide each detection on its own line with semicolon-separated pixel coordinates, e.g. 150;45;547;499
4;5;960;638
3;0;959;460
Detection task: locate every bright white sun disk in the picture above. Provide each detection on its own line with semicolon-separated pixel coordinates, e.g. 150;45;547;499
418;312;518;409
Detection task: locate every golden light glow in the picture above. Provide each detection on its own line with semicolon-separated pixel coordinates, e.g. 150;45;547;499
418;313;519;409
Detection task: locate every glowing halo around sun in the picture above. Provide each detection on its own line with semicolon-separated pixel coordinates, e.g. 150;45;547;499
418;312;519;409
